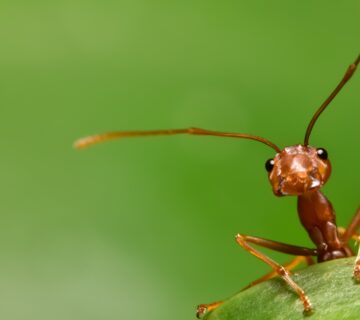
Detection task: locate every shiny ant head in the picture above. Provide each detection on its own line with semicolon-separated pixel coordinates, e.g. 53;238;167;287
266;145;331;196
259;56;359;196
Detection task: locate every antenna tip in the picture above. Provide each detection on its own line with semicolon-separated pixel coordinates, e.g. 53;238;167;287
355;54;360;66
73;137;93;149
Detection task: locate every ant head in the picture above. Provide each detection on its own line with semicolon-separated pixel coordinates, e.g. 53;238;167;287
262;56;359;196
265;145;331;196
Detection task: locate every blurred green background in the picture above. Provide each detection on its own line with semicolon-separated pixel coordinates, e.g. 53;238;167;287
0;1;359;319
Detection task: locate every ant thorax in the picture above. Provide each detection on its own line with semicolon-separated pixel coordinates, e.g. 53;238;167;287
269;145;331;196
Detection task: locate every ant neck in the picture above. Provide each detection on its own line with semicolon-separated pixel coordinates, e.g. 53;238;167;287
297;189;335;229
297;189;336;246
298;189;322;200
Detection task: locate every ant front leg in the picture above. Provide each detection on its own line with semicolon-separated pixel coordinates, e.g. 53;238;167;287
196;236;316;318
242;255;314;290
342;207;360;281
196;257;313;319
235;234;314;315
342;207;360;243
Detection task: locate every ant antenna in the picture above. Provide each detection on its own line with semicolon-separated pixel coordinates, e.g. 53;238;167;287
304;54;360;145
74;127;281;153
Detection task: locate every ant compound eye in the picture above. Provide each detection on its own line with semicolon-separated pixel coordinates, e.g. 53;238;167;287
265;159;275;172
316;148;328;160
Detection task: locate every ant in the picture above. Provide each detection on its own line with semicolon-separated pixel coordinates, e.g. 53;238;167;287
75;54;360;317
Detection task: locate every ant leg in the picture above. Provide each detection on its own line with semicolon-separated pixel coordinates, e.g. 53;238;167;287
196;258;313;319
242;255;314;290
338;227;360;242
353;243;360;282
196;237;316;318
236;234;313;314
340;207;360;281
342;207;360;243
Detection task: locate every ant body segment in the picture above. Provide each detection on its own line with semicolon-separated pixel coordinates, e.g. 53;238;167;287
75;55;360;317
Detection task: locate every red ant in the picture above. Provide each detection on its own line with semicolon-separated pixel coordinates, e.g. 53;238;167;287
75;54;360;317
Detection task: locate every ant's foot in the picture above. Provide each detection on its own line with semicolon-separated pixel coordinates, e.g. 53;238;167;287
303;308;314;317
196;301;223;318
302;295;313;317
352;265;360;282
196;304;207;319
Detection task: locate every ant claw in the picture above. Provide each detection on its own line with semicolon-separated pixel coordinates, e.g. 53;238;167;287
302;297;313;317
303;305;314;317
196;304;207;319
352;265;360;283
303;308;314;317
196;301;222;318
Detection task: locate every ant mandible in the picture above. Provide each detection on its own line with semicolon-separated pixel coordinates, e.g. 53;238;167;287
75;54;360;317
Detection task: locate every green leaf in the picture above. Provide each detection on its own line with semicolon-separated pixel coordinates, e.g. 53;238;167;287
204;257;360;320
